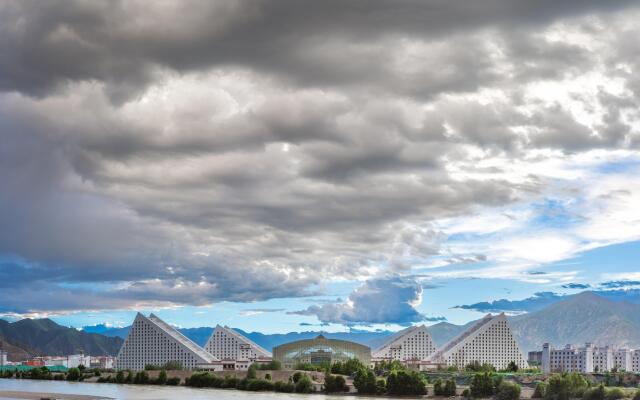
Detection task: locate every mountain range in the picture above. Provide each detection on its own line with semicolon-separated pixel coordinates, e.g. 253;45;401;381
3;291;640;361
0;318;123;361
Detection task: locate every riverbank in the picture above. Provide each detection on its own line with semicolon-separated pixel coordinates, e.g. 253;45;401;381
0;389;110;400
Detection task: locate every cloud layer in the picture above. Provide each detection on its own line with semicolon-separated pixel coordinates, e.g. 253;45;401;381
1;0;640;318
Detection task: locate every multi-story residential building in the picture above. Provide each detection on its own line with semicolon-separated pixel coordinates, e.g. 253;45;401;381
115;313;221;371
90;356;115;370
528;351;543;366
425;313;528;371
613;348;632;372
372;325;437;364
632;350;640;372
542;343;593;373
592;346;614;372
0;350;7;366
541;343;635;373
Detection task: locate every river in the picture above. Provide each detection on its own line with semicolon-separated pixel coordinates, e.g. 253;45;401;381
0;379;394;400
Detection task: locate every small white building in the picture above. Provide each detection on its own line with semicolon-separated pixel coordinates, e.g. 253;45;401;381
542;343;593;373
0;350;7;366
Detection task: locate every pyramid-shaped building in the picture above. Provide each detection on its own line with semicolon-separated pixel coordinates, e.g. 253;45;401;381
372;325;437;362
205;325;272;362
426;313;528;370
115;313;220;371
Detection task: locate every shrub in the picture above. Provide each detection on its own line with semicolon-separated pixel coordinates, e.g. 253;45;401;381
247;363;258;379
470;372;495;398
386;369;427;396
245;378;275;391
162;361;183;370
353;368;377;394
434;378;444;396
275;380;295;393
444;378;457;397
125;370;134;383
221;376;239;388
257;360;282;370
156;369;167;385
67;368;81;381
605;388;625;400
583;385;606;400
115;370;125;384
462;389;471;398
533;382;547;399
295;375;314;393
292;371;303;383
376;378;387;395
166;377;180;386
496;381;521;400
133;371;149;384
324;374;348;393
507;361;519;372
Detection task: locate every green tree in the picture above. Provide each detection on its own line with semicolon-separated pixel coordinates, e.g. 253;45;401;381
264;373;271;381
496;381;521;400
247;363;258;379
507;361;519;372
67;368;81;381
157;369;167;385
533;382;546;399
605;388;625;400
632;390;640;400
444;378;457;396
386;369;427;396
163;361;183;370
376;378;387;395
115;370;125;384
295;374;314;393
134;371;149;384
353;368;377;394
324;374;348;393
583;385;605;400
470;372;495;398
434;378;444;396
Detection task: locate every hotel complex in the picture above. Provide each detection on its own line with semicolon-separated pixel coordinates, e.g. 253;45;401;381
540;343;640;373
115;313;221;371
424;313;529;371
112;311;531;372
372;325;437;363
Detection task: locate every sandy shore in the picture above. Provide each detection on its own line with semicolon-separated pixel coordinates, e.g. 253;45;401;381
0;390;112;400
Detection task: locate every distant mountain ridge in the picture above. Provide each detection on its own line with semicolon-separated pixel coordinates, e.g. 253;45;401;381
0;318;123;360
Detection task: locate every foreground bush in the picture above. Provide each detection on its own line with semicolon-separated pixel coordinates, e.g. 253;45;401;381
495;381;521;400
295;375;314;393
545;373;589;400
324;374;348;393
583;385;605;400
354;368;377;394
386;369;426;396
533;382;547;399
274;380;295;393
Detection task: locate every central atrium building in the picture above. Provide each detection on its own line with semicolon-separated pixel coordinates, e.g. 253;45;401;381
273;335;371;369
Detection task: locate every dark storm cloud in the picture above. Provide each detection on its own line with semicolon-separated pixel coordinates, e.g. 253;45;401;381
0;0;636;99
1;0;640;317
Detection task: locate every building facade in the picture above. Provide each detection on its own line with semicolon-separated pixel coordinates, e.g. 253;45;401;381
426;313;528;371
115;313;221;371
542;343;637;373
273;335;371;369
372;325;436;364
0;350;7;366
204;325;272;370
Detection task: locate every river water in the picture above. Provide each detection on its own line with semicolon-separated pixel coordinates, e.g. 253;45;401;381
0;379;393;400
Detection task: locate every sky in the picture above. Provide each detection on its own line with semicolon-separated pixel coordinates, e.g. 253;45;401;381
1;0;640;334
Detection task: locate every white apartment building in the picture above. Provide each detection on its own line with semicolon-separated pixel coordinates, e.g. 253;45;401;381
204;325;271;370
425;313;528;371
115;313;221;371
614;348;632;372
542;343;593;373
543;343;636;373
372;325;436;363
0;350;7;366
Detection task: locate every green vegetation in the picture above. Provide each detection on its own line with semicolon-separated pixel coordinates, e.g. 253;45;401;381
466;361;496;372
496;381;521;400
533;382;547;398
67;367;81;381
247;363;258;379
324;374;348;393
256;360;282;370
331;358;368;375
434;377;457;396
145;361;183;371
633;390;640;400
583;385;606;400
156;369;167;385
185;371;314;394
354;367;377;394
386;369;427;396
605;387;625;400
544;373;590;400
133;370;150;384
294;374;314;393
506;361;519;372
274;380;295;392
